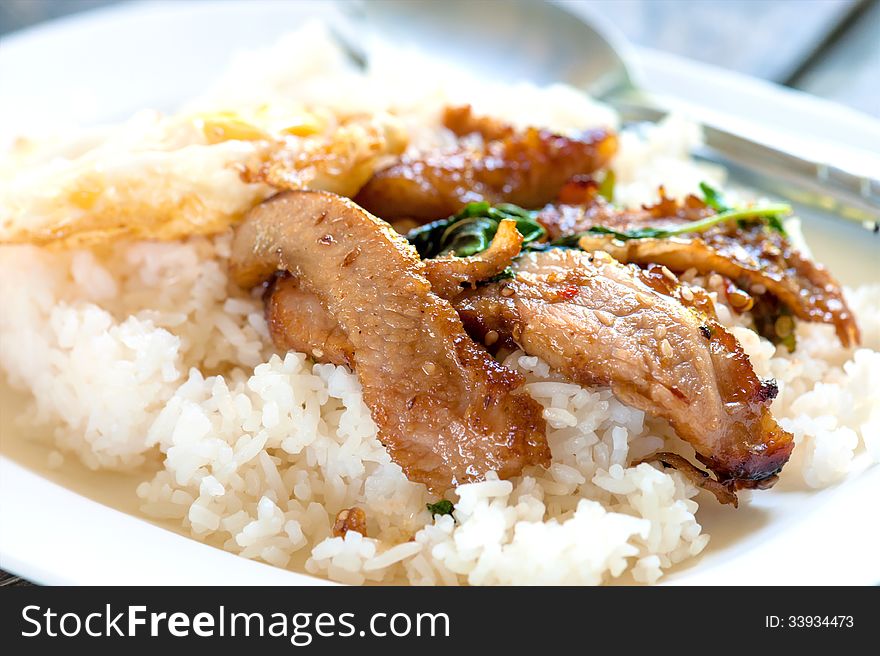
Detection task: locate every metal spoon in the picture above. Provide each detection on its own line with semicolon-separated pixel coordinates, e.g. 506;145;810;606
339;0;878;226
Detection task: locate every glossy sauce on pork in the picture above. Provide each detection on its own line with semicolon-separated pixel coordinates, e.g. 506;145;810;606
354;106;617;221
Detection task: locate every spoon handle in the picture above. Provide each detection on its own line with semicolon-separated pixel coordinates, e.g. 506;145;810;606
610;88;879;229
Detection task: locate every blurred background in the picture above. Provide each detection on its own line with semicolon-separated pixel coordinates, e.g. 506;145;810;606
1;0;877;117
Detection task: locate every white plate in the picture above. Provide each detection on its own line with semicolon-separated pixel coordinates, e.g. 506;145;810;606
1;0;878;586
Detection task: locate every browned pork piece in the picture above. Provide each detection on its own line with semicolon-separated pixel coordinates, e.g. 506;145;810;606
332;507;368;538
264;237;793;493
442;104;517;141
354;106;617;221
231;190;550;492
422;218;524;299
266;273;354;366
538;182;860;347
267;218;524;354
454;249;794;490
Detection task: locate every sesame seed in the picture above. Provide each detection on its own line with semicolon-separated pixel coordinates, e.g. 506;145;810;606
342;248;361;267
595;310;615;327
484;330;499;346
660;266;676;281
421;362;437;375
680;286;694;302
660;339;674;359
612;347;630;362
655;325;667;340
500;285;514;297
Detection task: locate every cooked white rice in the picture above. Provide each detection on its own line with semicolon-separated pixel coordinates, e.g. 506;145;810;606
1;25;877;585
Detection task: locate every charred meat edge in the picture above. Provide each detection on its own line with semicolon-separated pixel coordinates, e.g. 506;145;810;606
455;249;794;491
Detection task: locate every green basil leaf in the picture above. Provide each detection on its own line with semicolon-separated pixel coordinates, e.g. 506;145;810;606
699;181;729;213
426;499;455;516
439;216;496;257
406;202;547;258
585;203;792;242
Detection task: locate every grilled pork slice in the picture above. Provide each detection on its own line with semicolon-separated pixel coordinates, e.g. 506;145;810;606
538;185;859;346
267;218;524;355
266;273;354;366
231;190;550;492
454;249;794;490
354;105;617;221
421;218;524;299
265;239;793;493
